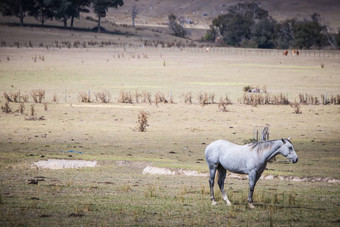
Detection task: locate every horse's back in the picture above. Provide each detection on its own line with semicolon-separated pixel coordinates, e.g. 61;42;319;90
205;140;239;162
205;140;249;171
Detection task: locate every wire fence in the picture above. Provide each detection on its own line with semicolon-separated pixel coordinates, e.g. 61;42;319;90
1;39;340;57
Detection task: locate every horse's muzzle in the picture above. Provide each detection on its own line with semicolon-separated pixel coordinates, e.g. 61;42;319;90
292;157;298;163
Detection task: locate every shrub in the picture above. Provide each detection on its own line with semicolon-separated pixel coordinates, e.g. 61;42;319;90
182;92;192;104
95;91;111;103
137;111;149;132
118;90;133;104
1;102;12;113
18;102;25;113
30;89;45;103
78;92;91;103
292;102;302;114
3;92;13;102
218;95;232;112
154;92;168;105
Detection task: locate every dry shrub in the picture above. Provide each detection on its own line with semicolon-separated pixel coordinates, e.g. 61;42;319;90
18;102;25;113
182;92;192;104
20;94;29;102
135;90;141;103
292;102;302;114
95;91;111;103
3;92;13;102
198;92;215;106
10;91;20;102
298;93;319;105
141;91;152;104
137;111;149;132
52;94;58;103
118;90;132;104
30;104;35;116
78;92;91;103
322;94;340;105
43;102;48;111
1;102;12;113
320;63;324;68
30;89;45;103
242;93;289;106
154;92;168;105
218;95;232;112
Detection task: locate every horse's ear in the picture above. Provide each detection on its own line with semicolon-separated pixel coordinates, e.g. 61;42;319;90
287;137;291;140
281;138;286;144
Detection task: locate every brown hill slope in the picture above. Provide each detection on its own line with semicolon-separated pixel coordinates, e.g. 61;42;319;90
110;0;340;30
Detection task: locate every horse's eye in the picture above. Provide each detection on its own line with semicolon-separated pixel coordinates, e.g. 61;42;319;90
289;147;293;151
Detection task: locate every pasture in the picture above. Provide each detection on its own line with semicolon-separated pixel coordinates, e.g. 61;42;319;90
0;45;340;226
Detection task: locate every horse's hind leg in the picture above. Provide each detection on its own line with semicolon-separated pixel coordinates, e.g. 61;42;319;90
208;164;217;205
217;165;232;206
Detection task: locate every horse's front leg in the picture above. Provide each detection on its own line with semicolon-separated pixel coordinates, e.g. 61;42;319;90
247;171;260;208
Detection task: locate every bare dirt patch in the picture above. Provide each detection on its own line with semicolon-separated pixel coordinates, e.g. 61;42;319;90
142;165;340;183
33;159;97;169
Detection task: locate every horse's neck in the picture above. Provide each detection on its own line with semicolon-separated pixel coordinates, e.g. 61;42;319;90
262;140;282;161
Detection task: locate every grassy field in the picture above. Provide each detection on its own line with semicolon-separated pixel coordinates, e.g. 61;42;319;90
0;42;340;225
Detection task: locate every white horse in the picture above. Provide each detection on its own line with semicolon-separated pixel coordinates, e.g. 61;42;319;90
205;138;298;208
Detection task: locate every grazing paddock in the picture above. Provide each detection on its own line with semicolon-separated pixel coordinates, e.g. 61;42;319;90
0;46;339;226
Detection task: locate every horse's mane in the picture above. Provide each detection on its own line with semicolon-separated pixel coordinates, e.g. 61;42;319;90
248;140;277;152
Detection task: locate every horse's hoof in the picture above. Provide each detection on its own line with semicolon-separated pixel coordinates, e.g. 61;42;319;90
226;201;232;206
212;201;217;206
248;203;255;209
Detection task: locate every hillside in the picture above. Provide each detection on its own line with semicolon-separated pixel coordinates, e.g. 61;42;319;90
110;0;340;30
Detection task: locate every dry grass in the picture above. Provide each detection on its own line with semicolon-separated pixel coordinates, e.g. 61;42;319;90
0;45;339;226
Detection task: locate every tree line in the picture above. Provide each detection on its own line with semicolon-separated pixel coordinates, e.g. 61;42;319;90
0;0;123;32
203;2;340;49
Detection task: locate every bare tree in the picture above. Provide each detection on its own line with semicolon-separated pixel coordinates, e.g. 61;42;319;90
131;5;138;28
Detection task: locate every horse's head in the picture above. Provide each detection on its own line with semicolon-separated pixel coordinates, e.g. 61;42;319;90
279;138;298;163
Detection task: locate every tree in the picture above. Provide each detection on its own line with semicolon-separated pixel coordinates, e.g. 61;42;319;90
46;0;72;28
336;31;340;49
131;5;138;28
168;13;187;38
69;0;90;29
0;0;34;26
275;18;296;49
293;14;327;49
207;2;274;47
29;0;54;26
92;0;123;33
251;17;277;48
